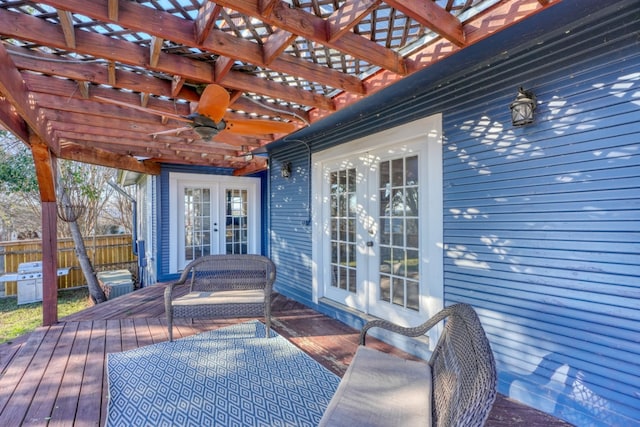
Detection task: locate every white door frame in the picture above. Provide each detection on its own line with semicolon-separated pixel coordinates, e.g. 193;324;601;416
168;172;261;273
311;114;443;331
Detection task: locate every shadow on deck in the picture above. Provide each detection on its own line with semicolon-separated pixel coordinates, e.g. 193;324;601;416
0;283;573;426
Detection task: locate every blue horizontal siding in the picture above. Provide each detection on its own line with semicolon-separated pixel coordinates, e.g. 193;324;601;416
268;1;640;425
444;245;640;284
440;5;640;425
268;145;315;304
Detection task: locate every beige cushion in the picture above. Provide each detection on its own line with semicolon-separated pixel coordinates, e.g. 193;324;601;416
172;289;264;306
319;345;432;427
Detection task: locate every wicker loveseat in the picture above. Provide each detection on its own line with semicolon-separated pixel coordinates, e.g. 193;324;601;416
164;254;276;342
319;303;497;427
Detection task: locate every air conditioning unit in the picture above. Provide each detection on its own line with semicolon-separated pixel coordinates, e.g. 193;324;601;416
97;269;134;299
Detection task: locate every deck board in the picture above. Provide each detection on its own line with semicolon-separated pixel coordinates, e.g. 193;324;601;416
49;321;92;427
0;336;24;377
7;325;62;425
0;283;573;426
119;318;138;352
24;323;70;425
0;327;49;424
76;319;106;426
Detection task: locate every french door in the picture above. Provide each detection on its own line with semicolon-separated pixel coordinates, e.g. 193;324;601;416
169;173;260;272
312;115;443;327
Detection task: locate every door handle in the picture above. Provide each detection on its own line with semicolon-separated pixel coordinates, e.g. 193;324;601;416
366;241;374;247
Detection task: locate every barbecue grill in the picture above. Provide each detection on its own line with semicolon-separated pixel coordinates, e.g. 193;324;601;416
0;261;71;304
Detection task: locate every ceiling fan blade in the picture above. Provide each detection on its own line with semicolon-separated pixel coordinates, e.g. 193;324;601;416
94;96;192;123
224;118;297;135
197;84;230;122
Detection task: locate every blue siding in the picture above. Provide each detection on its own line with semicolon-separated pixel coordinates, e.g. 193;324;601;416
269;1;640;425
269;143;315;304
441;8;640;426
442;46;640;427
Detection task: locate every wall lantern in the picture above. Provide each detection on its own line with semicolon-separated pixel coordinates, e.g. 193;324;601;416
281;161;292;178
509;87;537;127
239;145;253;162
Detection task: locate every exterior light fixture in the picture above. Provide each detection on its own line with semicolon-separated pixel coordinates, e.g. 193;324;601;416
281;161;292;178
239;145;253;162
509;87;537;127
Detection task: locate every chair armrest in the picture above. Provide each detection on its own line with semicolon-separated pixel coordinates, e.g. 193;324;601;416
163;273;190;311
164;280;180;298
359;308;450;346
164;281;179;313
264;271;274;295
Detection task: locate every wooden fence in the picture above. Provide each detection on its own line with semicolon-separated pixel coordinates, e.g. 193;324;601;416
0;234;137;297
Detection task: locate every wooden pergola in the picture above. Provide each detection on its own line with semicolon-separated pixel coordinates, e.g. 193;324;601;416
0;0;557;325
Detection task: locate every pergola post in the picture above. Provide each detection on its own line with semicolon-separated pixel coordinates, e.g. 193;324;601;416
41;202;58;325
0;40;61;325
31;137;58;326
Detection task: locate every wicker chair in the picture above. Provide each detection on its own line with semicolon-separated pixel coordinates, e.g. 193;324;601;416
320;303;497;427
164;254;276;342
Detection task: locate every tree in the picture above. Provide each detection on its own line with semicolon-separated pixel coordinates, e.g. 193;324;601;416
57;165;107;303
0;130;132;303
0;132;41;240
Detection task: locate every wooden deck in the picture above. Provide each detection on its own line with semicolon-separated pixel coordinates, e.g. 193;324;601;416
0;284;573;426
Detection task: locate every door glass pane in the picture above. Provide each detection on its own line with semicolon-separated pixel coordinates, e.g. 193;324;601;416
184;187;211;263
225;189;248;254
380;274;391;302
392;277;404;306
406;280;420;311
330;169;357;293
347;168;356;192
392;158;404;186
348;218;356;242
406;156;418;185
379;161;389;189
378;155;420;311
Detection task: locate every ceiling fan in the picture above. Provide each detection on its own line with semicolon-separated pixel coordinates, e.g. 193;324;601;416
95;84;297;140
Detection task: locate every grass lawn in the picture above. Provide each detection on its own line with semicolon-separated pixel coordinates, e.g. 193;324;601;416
0;287;91;344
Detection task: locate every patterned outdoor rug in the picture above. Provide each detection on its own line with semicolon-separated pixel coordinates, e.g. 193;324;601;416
106;321;340;426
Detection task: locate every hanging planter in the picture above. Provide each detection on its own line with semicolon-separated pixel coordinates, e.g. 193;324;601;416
56;184;86;223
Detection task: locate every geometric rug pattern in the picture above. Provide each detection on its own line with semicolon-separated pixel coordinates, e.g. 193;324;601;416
106;321;340;426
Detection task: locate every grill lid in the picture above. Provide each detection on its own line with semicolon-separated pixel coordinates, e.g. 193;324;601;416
0;262;71;282
18;261;43;273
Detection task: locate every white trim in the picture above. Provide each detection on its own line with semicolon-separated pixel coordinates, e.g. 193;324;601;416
168;172;261;273
312;115;443;341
